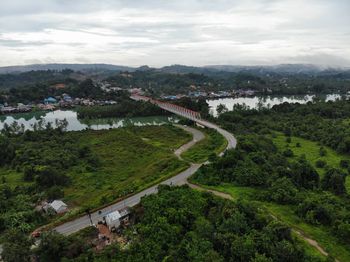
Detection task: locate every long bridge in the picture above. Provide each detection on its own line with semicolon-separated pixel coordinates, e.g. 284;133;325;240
131;94;237;150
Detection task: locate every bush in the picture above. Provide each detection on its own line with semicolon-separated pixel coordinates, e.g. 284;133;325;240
339;159;349;169
319;147;327;157
268;177;298;204
321;168;347;195
315;159;326;168
334;221;350;244
283;149;294;157
46;186;64;201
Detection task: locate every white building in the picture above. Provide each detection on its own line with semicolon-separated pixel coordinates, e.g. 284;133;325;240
105;210;122;230
105;208;131;230
49;200;68;214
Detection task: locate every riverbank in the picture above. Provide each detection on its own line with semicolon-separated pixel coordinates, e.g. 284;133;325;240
0;109;177;131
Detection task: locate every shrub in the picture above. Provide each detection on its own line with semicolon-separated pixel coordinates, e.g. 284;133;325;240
268;177;298;204
321;168;347;195
315;159;326;168
283;149;294;157
339;159;349;169
319;147;327;157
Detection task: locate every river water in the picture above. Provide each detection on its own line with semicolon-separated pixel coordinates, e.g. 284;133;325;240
207;94;346;116
0;94;346;130
0;110;175;131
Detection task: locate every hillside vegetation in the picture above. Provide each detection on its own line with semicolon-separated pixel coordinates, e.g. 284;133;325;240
191;99;350;261
0;124;191;242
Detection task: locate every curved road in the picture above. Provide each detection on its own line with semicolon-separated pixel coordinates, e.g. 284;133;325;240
55;123;235;235
174;124;205;160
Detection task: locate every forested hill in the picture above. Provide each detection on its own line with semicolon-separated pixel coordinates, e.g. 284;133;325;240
0;64;135;74
1;64;349;97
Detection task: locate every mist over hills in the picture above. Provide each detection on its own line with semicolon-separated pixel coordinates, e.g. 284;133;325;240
0;63;347;75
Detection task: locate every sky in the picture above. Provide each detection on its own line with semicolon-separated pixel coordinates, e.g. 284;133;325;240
0;0;349;67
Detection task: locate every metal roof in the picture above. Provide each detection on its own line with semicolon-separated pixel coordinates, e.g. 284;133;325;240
50;200;67;211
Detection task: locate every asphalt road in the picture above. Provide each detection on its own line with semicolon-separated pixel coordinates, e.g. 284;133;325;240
174;124;205;160
55;115;237;235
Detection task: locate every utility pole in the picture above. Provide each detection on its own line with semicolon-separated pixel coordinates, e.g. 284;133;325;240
85;208;93;226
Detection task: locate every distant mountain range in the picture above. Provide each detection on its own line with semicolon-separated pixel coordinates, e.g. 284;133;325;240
0;64;135;74
0;63;347;75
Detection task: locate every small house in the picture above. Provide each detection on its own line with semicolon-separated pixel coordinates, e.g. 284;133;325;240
44;97;57;104
62;94;73;102
105;207;131;230
105;211;122;230
49;200;68;214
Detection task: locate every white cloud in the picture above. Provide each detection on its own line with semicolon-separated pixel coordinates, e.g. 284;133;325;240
0;0;349;67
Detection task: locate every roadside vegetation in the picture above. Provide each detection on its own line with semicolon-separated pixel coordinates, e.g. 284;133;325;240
2;186;326;261
181;128;227;163
0;123;191;245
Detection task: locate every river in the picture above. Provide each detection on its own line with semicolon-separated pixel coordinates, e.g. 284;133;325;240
207;94;346;116
0;94;346;129
0;110;176;131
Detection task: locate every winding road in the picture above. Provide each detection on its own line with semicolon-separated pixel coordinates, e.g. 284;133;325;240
52;98;335;261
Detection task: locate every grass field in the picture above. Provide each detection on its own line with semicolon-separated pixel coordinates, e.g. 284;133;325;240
271;132;350;191
0;168;32;187
61;125;192;208
181;128;227;163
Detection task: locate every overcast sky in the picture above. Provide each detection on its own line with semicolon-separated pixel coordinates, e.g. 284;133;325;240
0;0;349;67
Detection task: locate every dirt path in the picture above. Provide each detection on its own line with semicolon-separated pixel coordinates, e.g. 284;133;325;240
188;183;233;200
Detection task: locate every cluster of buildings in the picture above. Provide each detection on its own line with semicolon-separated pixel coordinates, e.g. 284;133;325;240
94;207;131;250
0;93;118;115
35;200;69;215
41;94;117;108
0;103;32;114
160;89;256;101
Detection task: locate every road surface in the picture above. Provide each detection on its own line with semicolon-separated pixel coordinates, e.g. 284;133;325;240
174;124;205;160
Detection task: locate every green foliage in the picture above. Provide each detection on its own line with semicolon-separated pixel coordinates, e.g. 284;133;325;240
267;177;299;204
0;135;15;166
0;124;191;246
339;159;349;169
1;229;33;262
321;168;347;195
34;227;98;261
194;99;350;256
77;99;168;119
283;148;294;157
319;147;327;157
181;128;227;163
67;186;313;261
316;159;327;168
216;103;228;115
